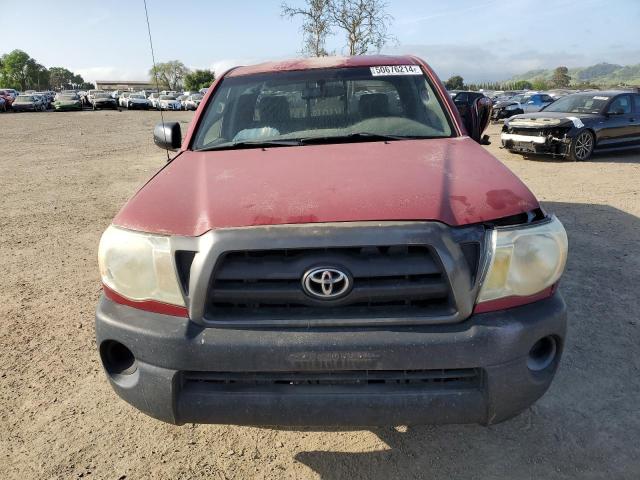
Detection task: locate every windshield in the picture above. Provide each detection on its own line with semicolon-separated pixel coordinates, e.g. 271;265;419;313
192;66;453;150
543;94;610;114
160;95;175;100
130;94;145;99
60;95;78;100
17;95;34;102
191;94;203;100
95;93;110;99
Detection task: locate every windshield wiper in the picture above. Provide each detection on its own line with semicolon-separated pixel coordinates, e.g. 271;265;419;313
298;132;427;144
197;139;302;151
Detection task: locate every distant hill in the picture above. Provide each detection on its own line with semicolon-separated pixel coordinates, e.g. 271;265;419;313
509;62;640;86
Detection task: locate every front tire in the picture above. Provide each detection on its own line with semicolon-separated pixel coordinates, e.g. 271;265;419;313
568;130;594;161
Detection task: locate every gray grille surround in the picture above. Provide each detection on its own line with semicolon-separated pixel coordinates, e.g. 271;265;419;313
169;221;487;327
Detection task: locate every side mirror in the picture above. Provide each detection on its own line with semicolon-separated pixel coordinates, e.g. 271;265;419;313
153;122;182;151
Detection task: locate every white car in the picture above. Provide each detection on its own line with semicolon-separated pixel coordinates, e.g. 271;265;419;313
158;95;181;110
148;92;160;109
118;92;131;107
176;94;188;110
184;93;203;111
126;93;150;109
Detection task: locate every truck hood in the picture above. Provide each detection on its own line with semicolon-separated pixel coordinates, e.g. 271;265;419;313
114;138;539;236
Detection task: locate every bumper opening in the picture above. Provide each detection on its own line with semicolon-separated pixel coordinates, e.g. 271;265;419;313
100;340;137;376
527;335;559;372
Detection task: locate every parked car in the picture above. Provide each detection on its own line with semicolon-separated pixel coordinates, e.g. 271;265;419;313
0;88;19;100
176;94;188;110
501;90;640;161
53;93;83;111
12;94;45;112
96;55;568;427
86;90;103;106
91;92;118;110
183;93;203;111
35;91;53;109
118;92;131;107
0;90;15;110
126;93;150;109
148;92;161;109
158;95;181;110
492;93;555;120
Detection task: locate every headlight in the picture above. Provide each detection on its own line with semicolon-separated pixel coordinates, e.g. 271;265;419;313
98;225;185;306
505;104;518;110
477;216;567;302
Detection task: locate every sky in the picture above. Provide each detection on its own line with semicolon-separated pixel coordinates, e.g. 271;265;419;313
1;0;639;83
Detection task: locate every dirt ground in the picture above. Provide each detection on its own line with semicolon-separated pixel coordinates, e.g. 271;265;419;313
1;110;639;480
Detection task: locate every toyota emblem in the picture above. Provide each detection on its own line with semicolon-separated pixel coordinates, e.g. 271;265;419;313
302;267;352;300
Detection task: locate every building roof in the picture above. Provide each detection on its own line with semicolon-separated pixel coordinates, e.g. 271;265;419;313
227;55;419;77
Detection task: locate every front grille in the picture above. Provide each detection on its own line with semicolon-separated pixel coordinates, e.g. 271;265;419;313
183;369;481;391
205;246;455;323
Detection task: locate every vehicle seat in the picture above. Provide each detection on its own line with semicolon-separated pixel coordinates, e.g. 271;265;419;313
231;93;259;137
359;93;389;119
259;96;291;132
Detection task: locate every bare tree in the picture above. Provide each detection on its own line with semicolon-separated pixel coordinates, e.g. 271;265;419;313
328;0;394;55
281;0;332;57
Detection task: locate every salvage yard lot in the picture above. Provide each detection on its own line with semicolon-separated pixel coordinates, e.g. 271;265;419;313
1;110;639;479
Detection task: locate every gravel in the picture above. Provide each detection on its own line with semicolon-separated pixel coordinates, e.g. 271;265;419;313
1;110;639;479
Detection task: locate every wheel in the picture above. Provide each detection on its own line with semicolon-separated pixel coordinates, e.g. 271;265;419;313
568;129;594;161
41;104;46;112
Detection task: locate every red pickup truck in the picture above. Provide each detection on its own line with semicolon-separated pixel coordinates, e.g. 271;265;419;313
96;55;568;426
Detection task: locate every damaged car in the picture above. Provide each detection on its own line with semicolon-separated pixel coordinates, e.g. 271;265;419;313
492;93;554;121
501;91;640;161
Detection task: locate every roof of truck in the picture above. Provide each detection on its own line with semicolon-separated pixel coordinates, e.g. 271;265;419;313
227;55;420;77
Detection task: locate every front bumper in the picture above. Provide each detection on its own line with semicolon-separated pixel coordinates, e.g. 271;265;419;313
13;105;37;111
501;132;571;156
127;102;149;109
94;101;118;109
95;292;567;426
54;103;82;111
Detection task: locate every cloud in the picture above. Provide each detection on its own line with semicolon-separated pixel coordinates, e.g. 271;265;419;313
72;66;147;83
210;59;249;77
387;43;640;82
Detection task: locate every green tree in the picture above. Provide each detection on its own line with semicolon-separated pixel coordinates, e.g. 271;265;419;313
445;75;464;90
31;63;49;90
149;60;189;91
1;49;37;90
531;79;550;91
512;80;533;90
551;66;571;88
183;69;215;91
49;67;75;90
